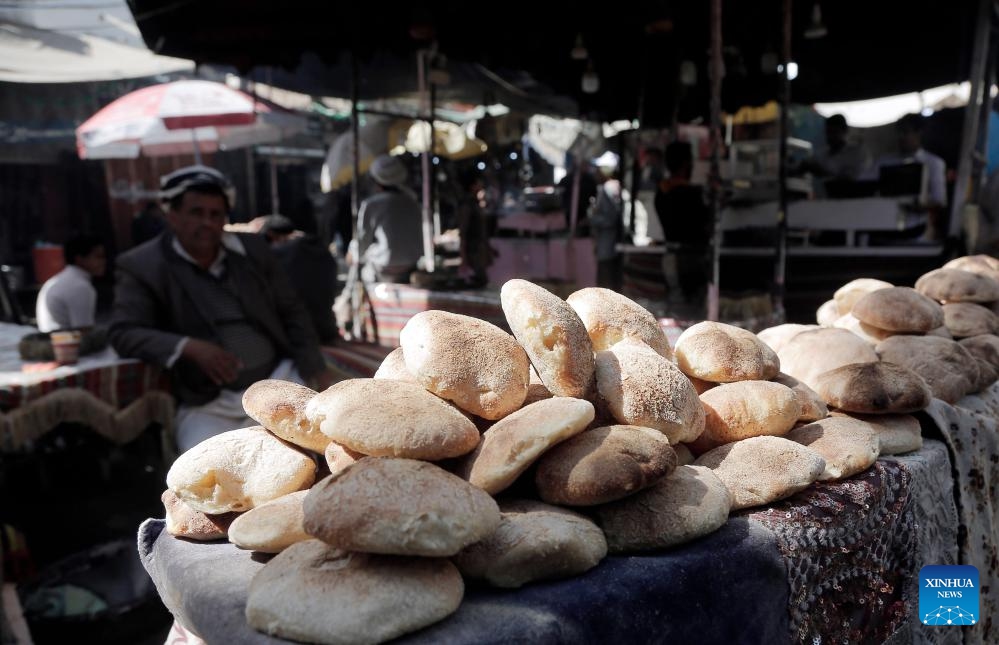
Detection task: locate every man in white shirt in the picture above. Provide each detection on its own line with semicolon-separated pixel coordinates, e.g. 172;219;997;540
871;113;947;207
35;235;106;332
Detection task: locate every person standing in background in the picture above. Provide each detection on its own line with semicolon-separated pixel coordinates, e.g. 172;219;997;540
35;235;106;332
656;141;710;305
590;152;626;292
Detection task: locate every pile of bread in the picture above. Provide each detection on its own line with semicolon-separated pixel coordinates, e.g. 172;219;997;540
155;257;997;644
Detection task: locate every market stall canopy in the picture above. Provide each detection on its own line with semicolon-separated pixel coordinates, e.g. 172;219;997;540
0;19;192;83
128;0;980;124
76;80;306;159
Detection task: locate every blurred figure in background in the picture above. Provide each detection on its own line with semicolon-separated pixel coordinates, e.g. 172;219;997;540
806;114;870;181
35;235;106;332
590;151;626;291
455;169;495;288
656;141;710;305
354;155;423;284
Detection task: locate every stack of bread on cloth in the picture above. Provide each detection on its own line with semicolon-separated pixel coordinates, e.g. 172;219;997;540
157;255;999;644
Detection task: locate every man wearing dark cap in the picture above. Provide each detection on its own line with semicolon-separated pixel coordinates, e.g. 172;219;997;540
109;165;334;452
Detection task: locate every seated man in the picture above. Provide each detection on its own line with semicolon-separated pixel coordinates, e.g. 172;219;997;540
109;165;333;452
35;235;106;332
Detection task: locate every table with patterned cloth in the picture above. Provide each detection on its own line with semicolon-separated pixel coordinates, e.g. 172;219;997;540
139;434;978;645
0;323;172;454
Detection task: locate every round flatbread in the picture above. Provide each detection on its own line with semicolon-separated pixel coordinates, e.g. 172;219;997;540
812;361;931;414
566;287;672;358
674;321;780;383
851;287;944;333
916;268;999;303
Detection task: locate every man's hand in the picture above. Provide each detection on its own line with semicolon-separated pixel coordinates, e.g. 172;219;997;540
181;339;243;385
310;367;336;392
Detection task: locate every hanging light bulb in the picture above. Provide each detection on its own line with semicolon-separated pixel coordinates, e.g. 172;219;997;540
570;33;589;61
581;60;600;94
804;3;828;39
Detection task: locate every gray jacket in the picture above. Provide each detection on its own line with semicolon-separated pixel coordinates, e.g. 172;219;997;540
109;232;325;406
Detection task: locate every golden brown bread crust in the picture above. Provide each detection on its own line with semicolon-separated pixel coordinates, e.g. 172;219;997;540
851;287;944;333
373;347;418;382
323;441;365;474
501;279;595;398
771;372;828;421
566;287;672;358
689;380;800;454
942;302;999;338
242;380;328;452
777;328;879;390
161;490;238;540
875;335;978;403
916;267;999;303
833;412;923;455
813;361;931;414
303;458;501;556
833;278;893;316
400;310;530;420
306;378;480;460
534;425;677;506
786;417;880;481
674;321;780;383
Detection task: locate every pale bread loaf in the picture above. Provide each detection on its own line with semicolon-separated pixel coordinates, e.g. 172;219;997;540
851;286;944;333
693;436;826;510
373;347;417;382
832;412;923;455
690;381;800;453
926;326;954;339
942;302;999;338
812;361;931;414
400;310;530;419
757;323;819;354
916;268;999;303
944;255;999;284
242;380;328;453
501;279;595;398
246;540;463;645
833;313;894;345
453;500;607;588
959;334;999;374
817;299;840;327
459;398;594;495
167;427;315;514
228;490;310;553
876;336;977;403
304;458;500;556
161;490;237;540
566;287;672;358
594;339;705;444
674;321;780;383
772;372;828;421
306;379;479;460
777;328;879;391
534;425;677;506
786;417;880;481
834;278;893;316
324;441;364;475
592;465;730;553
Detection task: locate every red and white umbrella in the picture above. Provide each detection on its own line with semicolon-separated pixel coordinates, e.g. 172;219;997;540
76;80;306;159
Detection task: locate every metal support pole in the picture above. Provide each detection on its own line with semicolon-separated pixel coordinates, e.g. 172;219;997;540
707;0;723;321
430;83;440;241
949;0;993;240
351;54;361;228
773;0;791;321
418;50;436;272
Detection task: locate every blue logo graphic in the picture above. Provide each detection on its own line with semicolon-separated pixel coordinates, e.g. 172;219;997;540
919;565;979;626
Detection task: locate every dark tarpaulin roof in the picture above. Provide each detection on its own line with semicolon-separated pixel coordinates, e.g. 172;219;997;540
129;1;980;125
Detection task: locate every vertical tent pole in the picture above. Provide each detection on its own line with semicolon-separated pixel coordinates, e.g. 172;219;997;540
949;0;994;240
431;83;440;241
707;0;723;321
774;0;791;322
266;66;279;214
350;51;363;340
419;50;436;272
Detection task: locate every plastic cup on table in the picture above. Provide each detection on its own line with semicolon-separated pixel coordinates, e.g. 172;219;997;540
50;330;82;365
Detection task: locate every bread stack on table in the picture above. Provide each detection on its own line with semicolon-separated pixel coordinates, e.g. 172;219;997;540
155;256;999;644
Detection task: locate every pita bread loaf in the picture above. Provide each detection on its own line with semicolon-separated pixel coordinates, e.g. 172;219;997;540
943;255;999;286
833;412;922;455
246;540;463;645
757;324;819;354
833;313;894;345
817;299;841;327
524;365;554;405
373;347;417;382
812;361;931;414
916;268;999;303
943;302;999;338
306;379;479;460
876;336;977;403
453;500;607;588
693;436;826;510
304;458;500;556
778;328;879;391
786;417;880;481
459;398;594;495
674;321;780;383
690;381;800;453
959;334;999;371
400;310;530;420
772;372;828;421
566;287;672;358
851;287;944;333
535;425;677;506
594;339;705;444
674;443;695;466
228;490;310;553
501;279;595;398
324;441;364;475
242;380;329;453
968;355;999;393
161;490;238;541
926;326;954;339
592;465;731;553
167;427;315;514
834;278;893;315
